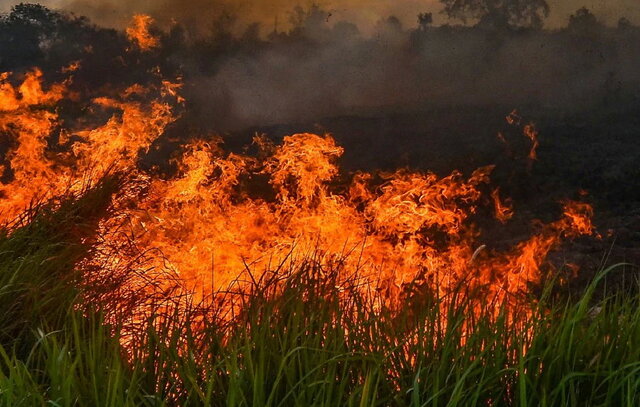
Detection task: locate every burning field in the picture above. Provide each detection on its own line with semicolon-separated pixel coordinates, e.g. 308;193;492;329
0;2;639;406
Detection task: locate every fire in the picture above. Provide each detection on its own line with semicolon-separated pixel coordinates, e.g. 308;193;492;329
492;188;514;224
0;69;172;223
562;200;594;236
0;66;595;331
127;15;160;51
0;69;67;221
504;109;540;165
524;124;540;161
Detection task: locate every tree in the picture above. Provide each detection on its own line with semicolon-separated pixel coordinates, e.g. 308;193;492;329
440;0;550;29
375;16;403;34
288;4;331;39
0;3;96;71
567;7;600;37
418;12;433;31
0;4;59;68
617;17;633;30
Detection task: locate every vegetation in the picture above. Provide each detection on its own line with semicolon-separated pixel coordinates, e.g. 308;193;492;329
0;181;637;406
0;3;639;406
2;3;639;133
440;0;550;29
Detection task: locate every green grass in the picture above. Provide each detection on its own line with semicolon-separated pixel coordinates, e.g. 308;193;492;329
0;182;638;406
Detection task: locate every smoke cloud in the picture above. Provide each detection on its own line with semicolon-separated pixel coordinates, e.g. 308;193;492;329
1;0;639;132
183;24;640;130
1;0;638;31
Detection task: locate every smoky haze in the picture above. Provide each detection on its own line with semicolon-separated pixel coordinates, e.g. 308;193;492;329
1;1;640;221
1;1;639;132
7;0;631;131
172;7;640;131
1;0;638;30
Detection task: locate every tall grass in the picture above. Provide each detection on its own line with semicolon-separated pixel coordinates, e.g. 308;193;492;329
0;183;638;406
0;177;119;355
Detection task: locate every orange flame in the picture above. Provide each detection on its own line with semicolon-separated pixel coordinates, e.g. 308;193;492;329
0;70;172;223
524;124;540;161
0;69;596;331
492;187;514;224
126;15;160;51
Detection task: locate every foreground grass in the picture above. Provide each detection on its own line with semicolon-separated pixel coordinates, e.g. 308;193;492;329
0;185;638;406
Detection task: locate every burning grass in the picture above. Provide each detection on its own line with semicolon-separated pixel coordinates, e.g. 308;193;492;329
0;187;637;406
0;131;633;405
0;68;596;326
0;19;637;404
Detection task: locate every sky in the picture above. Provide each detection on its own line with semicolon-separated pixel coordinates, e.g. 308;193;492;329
0;0;638;32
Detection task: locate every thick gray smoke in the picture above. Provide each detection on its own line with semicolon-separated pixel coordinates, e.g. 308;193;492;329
179;16;640;130
1;0;638;132
22;0;634;131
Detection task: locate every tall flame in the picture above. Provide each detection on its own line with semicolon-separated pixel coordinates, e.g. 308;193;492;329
0;67;595;330
127;14;160;51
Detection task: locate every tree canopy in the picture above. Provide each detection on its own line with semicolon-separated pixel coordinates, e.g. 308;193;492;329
0;3;95;71
441;0;550;29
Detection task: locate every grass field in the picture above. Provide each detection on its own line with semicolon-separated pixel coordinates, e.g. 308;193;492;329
0;181;638;407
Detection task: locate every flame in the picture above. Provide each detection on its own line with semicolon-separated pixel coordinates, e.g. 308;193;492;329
127;15;160;51
0;69;595;333
524;124;540;161
561;200;594;237
0;70;172;223
492;188;514;224
0;70;67;221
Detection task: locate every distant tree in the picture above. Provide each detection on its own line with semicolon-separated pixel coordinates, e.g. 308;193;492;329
376;16;403;33
0;3;98;71
373;16;404;43
617;17;634;31
332;21;359;40
289;6;329;33
418;12;433;31
280;4;337;43
567;7;600;36
240;22;261;45
209;10;236;44
440;0;550;29
0;4;60;68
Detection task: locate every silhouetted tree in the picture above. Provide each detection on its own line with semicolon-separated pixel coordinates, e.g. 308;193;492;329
617;17;634;31
567;7;601;37
418;12;433;31
0;3;70;69
240;22;262;46
288;5;331;40
375;16;403;34
332;21;359;40
440;0;549;29
209;10;236;45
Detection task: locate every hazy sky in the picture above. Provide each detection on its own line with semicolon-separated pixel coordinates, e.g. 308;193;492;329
0;0;638;31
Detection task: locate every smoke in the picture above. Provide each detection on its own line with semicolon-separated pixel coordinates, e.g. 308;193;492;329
1;0;639;132
179;19;640;131
1;0;638;31
1;0;442;33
